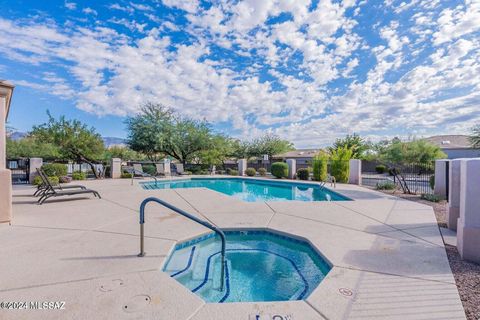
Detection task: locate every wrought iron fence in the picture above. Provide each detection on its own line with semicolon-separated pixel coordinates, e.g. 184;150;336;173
361;160;435;194
7;158;30;184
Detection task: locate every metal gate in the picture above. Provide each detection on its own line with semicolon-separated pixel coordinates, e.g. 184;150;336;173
7;158;30;184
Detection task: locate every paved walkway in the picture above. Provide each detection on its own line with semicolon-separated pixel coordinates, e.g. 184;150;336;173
0;177;465;319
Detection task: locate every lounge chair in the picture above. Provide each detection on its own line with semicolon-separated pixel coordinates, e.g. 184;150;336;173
34;169;87;197
133;163;144;176
37;170;101;205
175;163;186;175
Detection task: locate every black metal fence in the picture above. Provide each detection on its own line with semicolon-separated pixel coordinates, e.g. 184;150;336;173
361;160;435;194
7;158;30;184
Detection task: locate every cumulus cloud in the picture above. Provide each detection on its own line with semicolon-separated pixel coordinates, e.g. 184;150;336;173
0;1;479;147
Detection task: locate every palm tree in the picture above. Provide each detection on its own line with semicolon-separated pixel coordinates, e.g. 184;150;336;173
469;125;480;148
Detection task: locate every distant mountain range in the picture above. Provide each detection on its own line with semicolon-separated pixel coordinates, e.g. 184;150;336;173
8;131;127;148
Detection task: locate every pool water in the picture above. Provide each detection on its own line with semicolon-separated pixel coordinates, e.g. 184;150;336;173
142;178;349;202
163;230;331;303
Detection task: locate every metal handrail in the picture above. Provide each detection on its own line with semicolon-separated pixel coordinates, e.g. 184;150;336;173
138;197;226;291
124;167;158;186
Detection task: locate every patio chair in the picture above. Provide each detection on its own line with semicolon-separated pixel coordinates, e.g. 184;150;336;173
34;169;87;197
133;163;144;176
37;170;101;205
175;163;186;175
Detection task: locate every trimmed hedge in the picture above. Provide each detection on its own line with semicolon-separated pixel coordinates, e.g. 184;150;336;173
245;167;256;176
271;162;288;179
33;175;59;186
258;168;267;176
121;172;133;179
42;163;67;177
375;165;387;174
296;168;309;180
72;171;87;180
229;169;238;176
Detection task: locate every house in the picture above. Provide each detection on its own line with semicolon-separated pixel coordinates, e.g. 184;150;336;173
425;135;480;159
272;149;320;167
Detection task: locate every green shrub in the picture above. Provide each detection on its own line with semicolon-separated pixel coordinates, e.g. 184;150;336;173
375;165;387;174
258;168;267;176
376;181;396;190
72;171;87;180
429;175;435;190
312;153;328;181
142;164;156;176
296;168;310;180
229;169;238;176
42;163;67;177
330;147;353;183
32;175;43;186
421;193;440;202
199;170;208;175
245;167;256;176
271;162;288;179
184;170;193;175
47;176;59;186
121;172;133;179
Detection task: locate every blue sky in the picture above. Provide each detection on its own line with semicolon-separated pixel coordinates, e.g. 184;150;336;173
1;0;479;147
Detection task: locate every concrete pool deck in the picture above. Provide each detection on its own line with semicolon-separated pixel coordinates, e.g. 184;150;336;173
0;176;466;319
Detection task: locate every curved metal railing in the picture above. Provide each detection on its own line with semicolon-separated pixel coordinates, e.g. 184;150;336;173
138;197;226;291
123;166;158;186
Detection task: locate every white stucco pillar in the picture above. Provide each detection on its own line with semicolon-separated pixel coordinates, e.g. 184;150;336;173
447;159;462;230
29;158;43;183
457;159;480;263
0;81;14;224
238;159;247;176
434;159;449;199
348;159;362;185
286;159;296;179
163;159;171;175
110;158;122;179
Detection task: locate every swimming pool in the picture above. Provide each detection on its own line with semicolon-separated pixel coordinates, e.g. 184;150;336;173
163;230;331;303
141;177;350;202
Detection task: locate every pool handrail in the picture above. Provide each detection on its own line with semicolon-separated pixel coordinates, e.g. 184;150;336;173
138;196;226;291
124;166;158;186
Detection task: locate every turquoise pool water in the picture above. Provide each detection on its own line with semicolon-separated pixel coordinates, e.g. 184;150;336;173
141;178;349;202
163;230;331;303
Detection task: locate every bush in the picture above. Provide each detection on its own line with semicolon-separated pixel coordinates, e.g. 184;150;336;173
245;167;256;176
121;172;133;179
142;164;156;176
59;176;72;183
258;168;267;176
429;175;435;190
42;163;67;177
229;169;238;176
296;168;310;180
376;181;396;190
312;153;328;181
33;175;59;186
330;147;353;183
72;171;87;180
421;193;440;202
271;162;288;179
375;165;387;174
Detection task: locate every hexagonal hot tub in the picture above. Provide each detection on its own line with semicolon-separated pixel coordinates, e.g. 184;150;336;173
162;230;331;303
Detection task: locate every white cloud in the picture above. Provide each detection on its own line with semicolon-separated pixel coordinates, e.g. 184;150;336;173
83;7;98;15
65;1;77;10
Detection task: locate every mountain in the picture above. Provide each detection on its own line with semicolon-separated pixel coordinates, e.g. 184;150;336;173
8;131;126;148
102;137;127;147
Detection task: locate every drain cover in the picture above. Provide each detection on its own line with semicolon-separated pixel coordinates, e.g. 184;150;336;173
339;288;353;297
123;295;151;313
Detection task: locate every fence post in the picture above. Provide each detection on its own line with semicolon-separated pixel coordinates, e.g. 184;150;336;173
447;159;462;230
457;159;480;263
286;159;296;179
110;158;122;179
163;159;171;176
434;159;449;199
29;158;43;183
238;159;247;176
348;159;361;185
